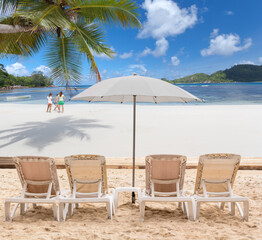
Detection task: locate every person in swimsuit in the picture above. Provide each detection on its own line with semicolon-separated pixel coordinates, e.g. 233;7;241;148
46;93;53;113
53;94;59;111
58;91;65;113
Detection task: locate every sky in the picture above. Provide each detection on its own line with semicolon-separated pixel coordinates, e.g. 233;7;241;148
1;0;262;85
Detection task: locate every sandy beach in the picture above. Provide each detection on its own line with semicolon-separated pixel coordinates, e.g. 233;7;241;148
0;103;262;157
0;103;262;239
0;168;261;240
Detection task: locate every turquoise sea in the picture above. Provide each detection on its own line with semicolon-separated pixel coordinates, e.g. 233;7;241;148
0;82;262;105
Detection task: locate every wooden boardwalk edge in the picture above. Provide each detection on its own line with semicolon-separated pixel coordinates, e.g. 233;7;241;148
1;157;262;170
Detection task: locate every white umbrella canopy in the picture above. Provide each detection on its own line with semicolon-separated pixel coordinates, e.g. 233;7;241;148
71;74;202;203
71;74;201;103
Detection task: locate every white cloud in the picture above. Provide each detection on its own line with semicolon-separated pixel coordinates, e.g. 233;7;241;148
201;29;252;56
6;62;30;76
137;0;197;58
227;11;234;15
33;65;51;75
139;37;169;57
100;69;108;79
138;0;198;40
171;56;180;66
129;64;148;75
119;51;133;59
210;28;219;38
258;57;262;63
236;60;255;65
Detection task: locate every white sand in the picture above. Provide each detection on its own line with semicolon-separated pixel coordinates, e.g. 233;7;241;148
0;103;262;239
0;169;261;239
0;103;262;158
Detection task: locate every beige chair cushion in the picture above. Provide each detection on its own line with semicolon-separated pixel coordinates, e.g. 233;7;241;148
146;155;187;195
194;154;241;194
65;155;108;194
14;156;60;196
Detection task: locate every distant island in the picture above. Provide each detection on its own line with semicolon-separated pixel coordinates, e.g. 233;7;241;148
163;64;262;84
0;64;54;90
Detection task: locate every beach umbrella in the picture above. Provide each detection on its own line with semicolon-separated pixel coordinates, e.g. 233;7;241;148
71;74;201;203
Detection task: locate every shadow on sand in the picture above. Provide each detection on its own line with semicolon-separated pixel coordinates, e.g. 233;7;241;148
0;116;112;151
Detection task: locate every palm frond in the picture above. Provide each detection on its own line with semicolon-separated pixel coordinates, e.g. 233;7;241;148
0;0;19;14
0;29;47;58
71;20;116;82
45;32;82;87
68;0;141;28
16;1;72;31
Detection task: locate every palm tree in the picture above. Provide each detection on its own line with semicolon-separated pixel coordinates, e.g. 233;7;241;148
0;0;141;87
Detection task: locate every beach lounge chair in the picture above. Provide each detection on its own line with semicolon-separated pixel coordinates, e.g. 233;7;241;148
194;153;249;221
59;155;114;221
5;156;60;222
139;155;195;221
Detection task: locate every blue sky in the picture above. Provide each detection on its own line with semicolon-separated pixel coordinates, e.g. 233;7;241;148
1;0;262;84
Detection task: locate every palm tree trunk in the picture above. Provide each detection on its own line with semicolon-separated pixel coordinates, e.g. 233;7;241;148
0;24;33;33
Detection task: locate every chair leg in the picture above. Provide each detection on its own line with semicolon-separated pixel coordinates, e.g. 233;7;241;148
114;190;119;210
183;202;189;219
196;202;201;220
187;200;195;221
137;189;141;210
106;201;112;219
220;202;225;210
20;203;26;215
52;204;58;221
243;201;249;221
230;202;235;216
181;202;185;213
59;203;65;221
228;202;231;212
236;202;244;218
111;197;115;215
5;202;11;222
68;203;73;217
140;201;145;222
75;203;79;209
178;202;182;210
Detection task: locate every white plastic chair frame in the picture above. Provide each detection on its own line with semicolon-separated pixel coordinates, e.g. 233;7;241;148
139;156;195;222
59;178;114;221
195;178;249;221
60;155;115;222
5;179;59;222
194;154;249;221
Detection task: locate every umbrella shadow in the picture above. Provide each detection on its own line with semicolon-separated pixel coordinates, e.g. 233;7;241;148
0;116;112;151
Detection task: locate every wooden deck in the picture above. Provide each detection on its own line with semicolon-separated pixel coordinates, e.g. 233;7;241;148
1;157;262;170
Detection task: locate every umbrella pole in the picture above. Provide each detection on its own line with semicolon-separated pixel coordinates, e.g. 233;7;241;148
132;95;136;204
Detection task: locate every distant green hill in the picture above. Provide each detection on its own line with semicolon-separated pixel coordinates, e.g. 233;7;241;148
164;64;262;83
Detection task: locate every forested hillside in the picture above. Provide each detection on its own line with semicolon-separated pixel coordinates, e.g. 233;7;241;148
0;64;53;88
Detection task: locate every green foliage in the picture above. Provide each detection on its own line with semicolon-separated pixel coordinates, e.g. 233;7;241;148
173;73;209;83
0;0;141;87
224;64;262;82
0;65;53;88
167;65;262;84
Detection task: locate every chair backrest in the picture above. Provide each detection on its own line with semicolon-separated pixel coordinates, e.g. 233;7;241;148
145;155;187;195
194;153;241;194
64;155;108;194
14;156;60;196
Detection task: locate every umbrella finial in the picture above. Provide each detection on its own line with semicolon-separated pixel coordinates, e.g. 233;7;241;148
133;73;137;76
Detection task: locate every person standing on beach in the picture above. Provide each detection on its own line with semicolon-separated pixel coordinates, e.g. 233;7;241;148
58;91;65;113
53;94;59;111
46;93;53;113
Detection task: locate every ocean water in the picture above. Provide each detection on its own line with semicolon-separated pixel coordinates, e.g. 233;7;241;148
0;82;262;105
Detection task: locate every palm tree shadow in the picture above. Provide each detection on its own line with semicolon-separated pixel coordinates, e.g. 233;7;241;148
0;116;112;151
